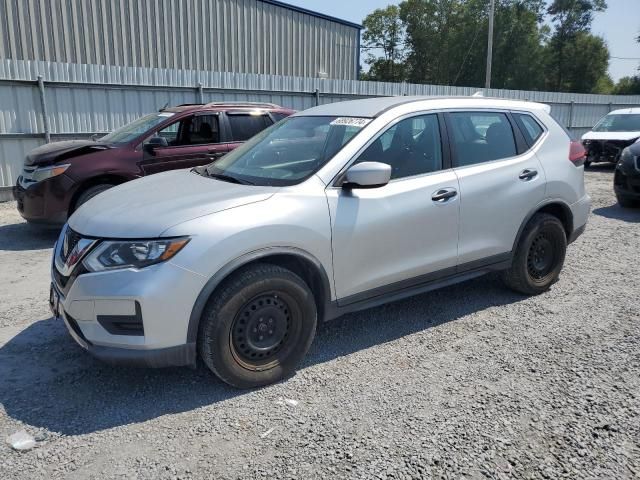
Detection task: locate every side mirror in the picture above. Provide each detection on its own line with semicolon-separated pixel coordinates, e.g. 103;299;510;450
343;162;391;189
144;136;168;153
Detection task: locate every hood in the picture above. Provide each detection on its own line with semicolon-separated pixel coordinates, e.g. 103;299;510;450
25;140;112;166
581;131;640;142
68;169;275;238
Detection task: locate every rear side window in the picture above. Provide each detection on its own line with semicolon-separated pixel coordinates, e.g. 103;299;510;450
513;113;544;146
448;112;517;167
228;114;273;141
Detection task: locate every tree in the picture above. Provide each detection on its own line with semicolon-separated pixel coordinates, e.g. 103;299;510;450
611;33;640;94
361;6;407;82
613;76;640;95
397;0;547;88
544;0;609;92
489;1;547;90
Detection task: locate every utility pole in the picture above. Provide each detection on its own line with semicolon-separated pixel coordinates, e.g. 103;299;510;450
485;0;495;90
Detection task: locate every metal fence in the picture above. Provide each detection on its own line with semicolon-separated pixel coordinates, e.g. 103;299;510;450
2;58;640;188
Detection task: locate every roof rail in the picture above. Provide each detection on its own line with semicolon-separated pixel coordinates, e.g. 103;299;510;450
204;101;281;109
176;103;205;107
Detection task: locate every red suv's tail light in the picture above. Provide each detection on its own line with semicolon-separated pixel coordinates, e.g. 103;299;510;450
569;140;587;166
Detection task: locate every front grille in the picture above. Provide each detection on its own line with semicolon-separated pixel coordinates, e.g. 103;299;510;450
54;227;96;295
61;228;83;262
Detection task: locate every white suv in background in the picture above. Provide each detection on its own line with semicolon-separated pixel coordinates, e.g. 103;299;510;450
50;96;591;388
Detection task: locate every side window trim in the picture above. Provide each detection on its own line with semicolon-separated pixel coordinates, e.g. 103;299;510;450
331;111;449;187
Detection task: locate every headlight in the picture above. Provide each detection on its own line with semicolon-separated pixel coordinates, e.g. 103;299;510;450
83;237;190;272
32;164;71;182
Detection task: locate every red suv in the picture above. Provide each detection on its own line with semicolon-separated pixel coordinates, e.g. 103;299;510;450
14;102;294;225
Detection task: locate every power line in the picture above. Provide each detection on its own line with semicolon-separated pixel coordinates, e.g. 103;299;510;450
610;56;640;60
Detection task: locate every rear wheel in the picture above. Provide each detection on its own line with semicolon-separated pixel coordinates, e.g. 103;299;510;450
503;213;567;295
74;184;114;211
198;264;317;389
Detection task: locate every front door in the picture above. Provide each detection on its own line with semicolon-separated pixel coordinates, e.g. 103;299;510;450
445;110;547;265
326;113;460;303
140;114;229;175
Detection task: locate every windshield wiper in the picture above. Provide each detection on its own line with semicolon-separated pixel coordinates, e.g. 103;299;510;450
206;172;254;185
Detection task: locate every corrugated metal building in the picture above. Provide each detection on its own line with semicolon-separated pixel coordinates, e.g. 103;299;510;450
0;0;362;80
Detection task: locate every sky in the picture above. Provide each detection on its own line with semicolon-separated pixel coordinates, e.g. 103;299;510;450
284;0;640;82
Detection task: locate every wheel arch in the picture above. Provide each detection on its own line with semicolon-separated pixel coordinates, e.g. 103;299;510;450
512;200;573;253
69;174;131;214
187;247;333;345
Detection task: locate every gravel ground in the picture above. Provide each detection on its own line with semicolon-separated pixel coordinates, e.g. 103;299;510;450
0;166;639;479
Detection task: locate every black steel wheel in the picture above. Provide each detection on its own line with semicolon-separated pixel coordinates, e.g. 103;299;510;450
198;263;317;389
230;293;298;370
503;213;567;295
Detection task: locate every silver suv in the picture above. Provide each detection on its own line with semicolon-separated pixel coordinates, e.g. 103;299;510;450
50;97;591;388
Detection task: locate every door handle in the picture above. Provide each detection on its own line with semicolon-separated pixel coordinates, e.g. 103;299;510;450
519;169;538;181
431;188;458;202
207;151;226;159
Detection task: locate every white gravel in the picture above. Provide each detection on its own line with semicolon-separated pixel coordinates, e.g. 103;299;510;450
0;166;639;479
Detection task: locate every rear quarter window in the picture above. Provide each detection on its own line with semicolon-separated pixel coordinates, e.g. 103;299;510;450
513;113;545;146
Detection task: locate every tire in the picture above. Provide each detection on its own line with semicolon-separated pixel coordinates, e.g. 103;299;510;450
503;213;567;295
198;263;317;389
616;195;639;208
584;160;591;169
74;184;114;211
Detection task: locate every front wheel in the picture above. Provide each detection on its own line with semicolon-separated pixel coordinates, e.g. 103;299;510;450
198;264;317;389
74;184;114;211
503;213;567;295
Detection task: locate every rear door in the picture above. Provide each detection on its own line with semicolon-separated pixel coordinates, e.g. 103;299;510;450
140;113;229;175
445;110;547;266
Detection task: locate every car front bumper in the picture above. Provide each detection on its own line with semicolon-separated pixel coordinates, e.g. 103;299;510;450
14;173;75;225
614;166;640;200
51;242;207;368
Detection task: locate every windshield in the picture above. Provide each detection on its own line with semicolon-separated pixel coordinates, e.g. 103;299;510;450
100;112;176;144
593;114;640;133
205;116;371;186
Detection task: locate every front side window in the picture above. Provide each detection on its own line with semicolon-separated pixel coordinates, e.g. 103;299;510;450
101;113;175;144
184;115;220;145
157;121;180;145
448;112;517;166
593;114;640;132
203;116;370;186
355;114;443;179
150;115;220;147
228;114;273;141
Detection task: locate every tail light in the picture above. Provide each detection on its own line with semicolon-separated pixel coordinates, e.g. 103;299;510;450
569;140;586;166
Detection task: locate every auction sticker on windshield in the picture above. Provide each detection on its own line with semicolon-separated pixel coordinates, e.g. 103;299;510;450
330;117;372;127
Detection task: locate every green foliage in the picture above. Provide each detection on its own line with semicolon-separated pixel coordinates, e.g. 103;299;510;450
359;0;626;94
361;6;407;82
613;76;640;95
543;0;609;92
544;32;610;93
